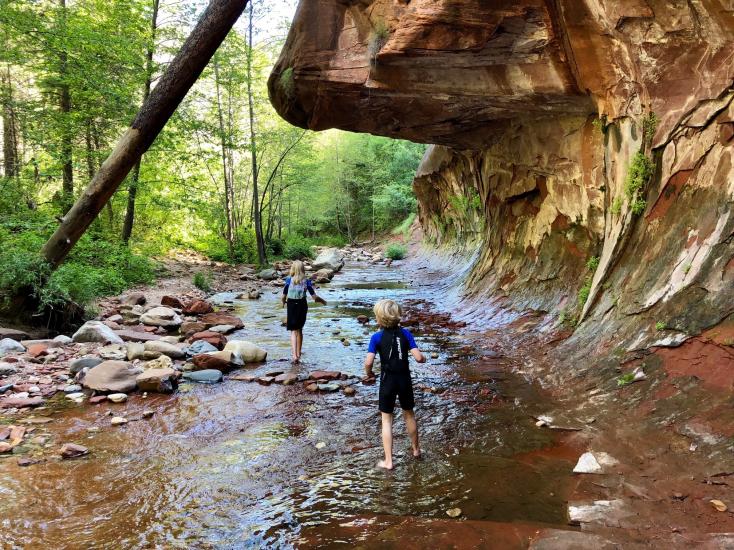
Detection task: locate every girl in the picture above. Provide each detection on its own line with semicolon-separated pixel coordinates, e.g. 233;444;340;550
282;260;326;362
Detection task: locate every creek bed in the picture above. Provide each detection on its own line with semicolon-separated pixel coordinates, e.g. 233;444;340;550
0;261;578;548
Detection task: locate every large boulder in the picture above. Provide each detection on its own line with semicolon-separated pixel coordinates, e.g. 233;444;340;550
136;368;179;394
81;361;141;393
122;292;146;306
257;268;279;280
312;268;335;283
183;300;214;315
0;328;30;341
313;248;345;272
140;307;182;329
0;362;18;377
191;351;240;373
224;340;267;363
0;338;25;358
72;321;124;345
143;340;185;359
160;295;185;309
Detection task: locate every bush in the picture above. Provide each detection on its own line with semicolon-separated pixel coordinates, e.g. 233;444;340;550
268;238;285;257
624;152;654;201
283;234;314;260
193;271;212;292
385;243;407;260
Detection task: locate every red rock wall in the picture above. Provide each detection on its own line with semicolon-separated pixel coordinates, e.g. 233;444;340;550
270;0;734;349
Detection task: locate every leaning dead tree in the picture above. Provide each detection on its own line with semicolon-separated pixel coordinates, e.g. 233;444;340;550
41;0;250;268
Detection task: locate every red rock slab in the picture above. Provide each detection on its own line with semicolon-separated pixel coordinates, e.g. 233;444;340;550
89;396;108;404
161;295;185;309
257;376;275;385
229;374;257;382
308;370;341;381
60;443;89;459
190;331;227;350
26;343;50;358
192;353;232;372
181;321;207;337
114;330;161;343
0;396;44;409
184;300;214;315
199;312;244;330
654;338;734;391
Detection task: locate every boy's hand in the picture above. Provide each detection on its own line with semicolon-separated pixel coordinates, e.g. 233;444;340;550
362;374;376;385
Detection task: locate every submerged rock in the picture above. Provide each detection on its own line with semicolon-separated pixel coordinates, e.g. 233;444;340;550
60;443;89;459
72;321;124;345
182;369;223;384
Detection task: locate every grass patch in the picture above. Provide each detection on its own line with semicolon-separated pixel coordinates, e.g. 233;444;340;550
391;212;416;238
624;152;654;215
193;271;213;292
617;372;636;387
279;67;295;99
385;243;407;260
368;20;390;64
611;196;622;216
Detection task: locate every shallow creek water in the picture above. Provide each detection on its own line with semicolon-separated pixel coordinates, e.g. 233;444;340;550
0;261;580;548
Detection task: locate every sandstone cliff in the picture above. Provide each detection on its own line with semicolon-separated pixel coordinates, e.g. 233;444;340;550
270;1;734;358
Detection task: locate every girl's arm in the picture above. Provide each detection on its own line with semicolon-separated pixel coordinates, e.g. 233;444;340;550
308;279;327;304
411;348;426;363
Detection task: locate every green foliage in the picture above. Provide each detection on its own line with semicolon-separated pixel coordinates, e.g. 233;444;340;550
193;272;212;292
578;277;592;307
392;213;416;238
283;234;314;260
617;372;636;387
611;196;623;216
385;243;407;260
643;112;659;144
586;256;600;271
683;262;692;274
368;20;390;63
279;67;295;99
655;321;666;331
621;151;653;217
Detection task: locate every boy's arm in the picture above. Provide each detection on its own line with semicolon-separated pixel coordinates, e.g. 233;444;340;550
411;348;426;363
364;353;376;379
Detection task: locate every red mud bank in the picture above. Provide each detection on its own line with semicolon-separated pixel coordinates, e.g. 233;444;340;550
268;1;734;546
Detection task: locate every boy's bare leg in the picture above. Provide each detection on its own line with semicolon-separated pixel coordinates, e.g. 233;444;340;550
290;331;298;362
296;330;303;359
403;410;421;458
377;412;394;469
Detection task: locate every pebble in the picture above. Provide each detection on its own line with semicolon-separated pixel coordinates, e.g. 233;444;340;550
111;417;128;426
63;385;82;394
343;386;356;396
107;393;128;403
87;427;100;433
317;383;340;392
141;410;154;419
60;443;89;459
446;508;462;518
431;352;439;359
315;441;326;450
66;392;85;401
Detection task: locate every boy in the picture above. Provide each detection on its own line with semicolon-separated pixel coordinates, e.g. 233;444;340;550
364;299;426;470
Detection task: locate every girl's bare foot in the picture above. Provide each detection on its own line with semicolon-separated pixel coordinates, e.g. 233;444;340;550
376;460;393;470
413;450;422;460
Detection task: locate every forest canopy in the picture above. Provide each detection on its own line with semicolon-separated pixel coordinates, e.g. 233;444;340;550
0;0;425;311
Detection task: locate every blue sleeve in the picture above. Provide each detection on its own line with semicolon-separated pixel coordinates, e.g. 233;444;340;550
401;328;418;350
367;332;381;354
306;279;315;296
282;276;291;295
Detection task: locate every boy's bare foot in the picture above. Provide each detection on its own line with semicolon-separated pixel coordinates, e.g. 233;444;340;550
413;450;422;460
376;460;393;470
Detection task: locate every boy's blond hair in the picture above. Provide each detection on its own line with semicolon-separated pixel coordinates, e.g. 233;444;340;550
374;299;402;328
290;260;305;285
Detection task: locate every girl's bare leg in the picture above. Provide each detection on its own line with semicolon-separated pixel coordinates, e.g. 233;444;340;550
377;412;394;469
290;331;298;362
296;330;303;360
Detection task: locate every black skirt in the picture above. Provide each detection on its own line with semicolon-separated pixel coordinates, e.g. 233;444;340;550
286;298;308;331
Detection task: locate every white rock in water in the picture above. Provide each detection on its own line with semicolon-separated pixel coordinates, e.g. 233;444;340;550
66;392;85;400
313;248;345;272
110;416;128;426
107;393;128;403
72;321;124;344
144;340;185;359
224;340;267;363
140;306;182;328
53;335;73;344
573;451;618;474
568;499;627;525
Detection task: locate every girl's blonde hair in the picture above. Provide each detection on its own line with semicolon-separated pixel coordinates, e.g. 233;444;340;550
374;299;402;328
290;260;306;285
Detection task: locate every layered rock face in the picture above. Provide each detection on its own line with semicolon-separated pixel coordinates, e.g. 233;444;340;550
270;1;734;352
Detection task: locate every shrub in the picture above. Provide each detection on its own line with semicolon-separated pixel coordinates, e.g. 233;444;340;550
193;272;212;292
611;196;623;216
631;198;647;216
385;243;407;260
283;234;314;260
268;238;285;257
655;321;665;331
643;112;659;144
578;277;592;307
586;256;600;271
624;152;654;201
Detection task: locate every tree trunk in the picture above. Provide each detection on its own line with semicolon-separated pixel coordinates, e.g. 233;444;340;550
247;3;267;265
122;0;160;244
1;67;18;179
41;0;250;268
214;58;234;258
59;0;73;203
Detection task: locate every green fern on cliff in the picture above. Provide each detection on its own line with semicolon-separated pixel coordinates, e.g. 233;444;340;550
279;67;295;99
368;21;390;64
